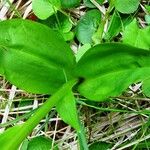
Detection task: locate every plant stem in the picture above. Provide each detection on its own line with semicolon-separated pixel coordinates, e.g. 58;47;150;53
2;79;77;150
91;0;114;44
77;123;89;150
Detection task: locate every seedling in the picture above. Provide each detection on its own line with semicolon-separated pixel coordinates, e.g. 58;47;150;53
0;19;150;150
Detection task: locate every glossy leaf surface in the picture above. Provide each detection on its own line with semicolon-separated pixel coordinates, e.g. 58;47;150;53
115;0;140;14
75;43;150;101
32;0;61;20
123;19;150;50
0;19;75;94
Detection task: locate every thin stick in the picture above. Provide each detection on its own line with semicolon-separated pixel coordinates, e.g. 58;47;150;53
0;85;16;132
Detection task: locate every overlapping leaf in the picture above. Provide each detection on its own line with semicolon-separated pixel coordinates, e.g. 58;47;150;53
123;19;150;50
0;19;75;94
115;0;140;14
83;0;104;8
75;43;150;101
32;0;61;20
39;12;74;41
27;136;58;150
76;9;101;44
56;88;80;131
104;11;122;41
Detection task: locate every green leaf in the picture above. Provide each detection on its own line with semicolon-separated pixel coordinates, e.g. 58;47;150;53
76;9;101;44
63;31;74;41
145;15;150;25
123;19;150;50
115;0;140;14
0;79;77;150
104;11;122;41
61;0;80;8
39;12;72;33
74;43;150;101
27;136;58;150
145;5;150;14
0;46;4;74
83;0;104;8
75;44;91;62
0;125;23;149
56;88;80;131
89;141;112;150
20;139;29;150
0;19;75;94
39;12;73;41
32;0;61;20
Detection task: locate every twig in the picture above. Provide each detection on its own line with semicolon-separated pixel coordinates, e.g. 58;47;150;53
0;85;16;132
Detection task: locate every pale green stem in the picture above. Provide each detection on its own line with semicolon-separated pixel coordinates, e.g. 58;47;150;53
4;79;77;150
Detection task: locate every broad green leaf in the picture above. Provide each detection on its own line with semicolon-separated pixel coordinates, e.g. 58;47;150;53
115;0;140;14
0;79;77;150
61;0;80;8
76;9;101;44
89;141;112;150
27;136;58;150
123;19;150;50
32;0;61;20
56;88;80;131
74;43;150;101
83;0;104;8
0;19;75;94
104;11;122;41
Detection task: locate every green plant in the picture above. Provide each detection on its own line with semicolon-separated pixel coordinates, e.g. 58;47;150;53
1;18;150;150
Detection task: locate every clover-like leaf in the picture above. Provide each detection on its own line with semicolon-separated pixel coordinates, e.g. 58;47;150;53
115;0;140;14
32;0;61;20
76;9;101;44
